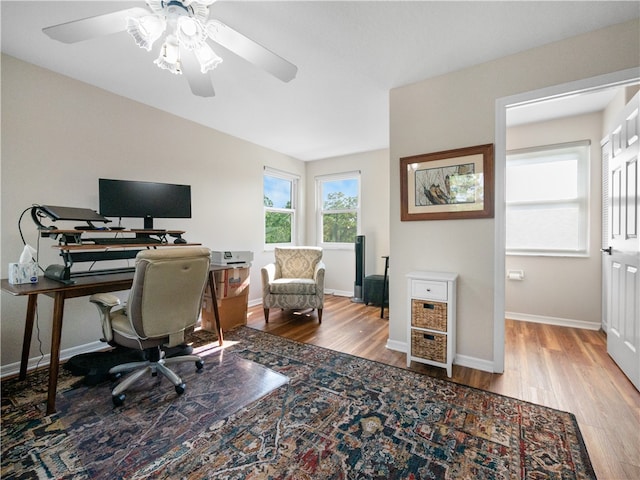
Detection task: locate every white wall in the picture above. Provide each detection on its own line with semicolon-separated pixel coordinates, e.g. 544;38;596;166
388;19;640;369
305;150;390;296
505;112;604;328
603;85;640;135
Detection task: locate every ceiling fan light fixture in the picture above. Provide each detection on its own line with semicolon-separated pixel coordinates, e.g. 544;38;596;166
193;43;223;73
176;16;208;50
154;35;182;74
126;14;166;51
41;0;297;97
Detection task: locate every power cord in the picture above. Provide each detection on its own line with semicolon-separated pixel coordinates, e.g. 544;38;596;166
33;309;45;371
18;205;46;273
17;205;46;369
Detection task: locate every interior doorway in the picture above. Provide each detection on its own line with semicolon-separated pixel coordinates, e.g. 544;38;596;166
493;68;640;374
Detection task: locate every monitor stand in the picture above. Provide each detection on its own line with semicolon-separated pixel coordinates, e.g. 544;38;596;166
138;216;165;235
143;215;154;230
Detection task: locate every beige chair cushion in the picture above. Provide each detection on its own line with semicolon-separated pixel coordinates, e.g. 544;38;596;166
270;278;317;295
275;247;322;279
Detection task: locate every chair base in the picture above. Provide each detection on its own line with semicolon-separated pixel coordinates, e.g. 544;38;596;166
109;351;203;405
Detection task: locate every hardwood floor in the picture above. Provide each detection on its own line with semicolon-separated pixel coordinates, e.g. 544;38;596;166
248;294;640;480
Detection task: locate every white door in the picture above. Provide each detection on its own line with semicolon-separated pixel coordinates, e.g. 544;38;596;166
602;92;640;391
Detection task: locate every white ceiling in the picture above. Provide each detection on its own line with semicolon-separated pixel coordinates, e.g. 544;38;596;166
2;1;639;160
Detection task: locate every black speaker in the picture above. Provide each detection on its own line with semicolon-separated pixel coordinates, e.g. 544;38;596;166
353;235;365;302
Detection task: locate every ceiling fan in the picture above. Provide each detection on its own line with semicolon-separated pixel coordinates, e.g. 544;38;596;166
42;0;298;97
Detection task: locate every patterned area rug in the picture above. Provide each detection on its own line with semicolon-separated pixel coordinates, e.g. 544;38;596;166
1;326;596;479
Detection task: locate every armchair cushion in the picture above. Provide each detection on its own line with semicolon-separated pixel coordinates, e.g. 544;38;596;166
270;278;317;295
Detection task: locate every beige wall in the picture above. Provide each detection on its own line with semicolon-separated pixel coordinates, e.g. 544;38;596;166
0;54;391;372
304;150;390;295
505;112;604;327
389;19;640;369
0;54;304;370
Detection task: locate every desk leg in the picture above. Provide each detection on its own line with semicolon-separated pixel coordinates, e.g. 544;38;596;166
19;294;38;380
208;272;223;346
46;292;65;415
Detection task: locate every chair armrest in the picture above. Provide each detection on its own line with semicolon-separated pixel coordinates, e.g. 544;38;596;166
89;293;121;307
261;263;276;297
261;263;276;283
89;293;121;343
314;261;326;290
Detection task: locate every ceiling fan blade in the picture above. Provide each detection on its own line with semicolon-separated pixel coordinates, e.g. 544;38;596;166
43;7;148;43
180;47;216;97
206;19;297;82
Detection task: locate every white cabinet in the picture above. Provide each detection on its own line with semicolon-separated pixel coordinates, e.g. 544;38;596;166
406;271;457;377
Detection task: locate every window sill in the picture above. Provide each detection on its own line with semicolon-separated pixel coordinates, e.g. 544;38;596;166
506;251;589;258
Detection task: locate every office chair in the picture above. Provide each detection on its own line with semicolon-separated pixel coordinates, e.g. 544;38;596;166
90;247;211;406
261;246;325;323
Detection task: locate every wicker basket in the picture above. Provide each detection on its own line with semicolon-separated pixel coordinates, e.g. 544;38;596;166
411;330;447;363
411;299;447;331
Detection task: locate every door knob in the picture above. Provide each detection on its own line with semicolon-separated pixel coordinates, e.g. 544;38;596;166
601;247;612;255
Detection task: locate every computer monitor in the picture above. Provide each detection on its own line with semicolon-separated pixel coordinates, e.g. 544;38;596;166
98;178;192;230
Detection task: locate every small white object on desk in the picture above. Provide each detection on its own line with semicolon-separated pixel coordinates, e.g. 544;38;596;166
8;244;39;285
210;251;254;266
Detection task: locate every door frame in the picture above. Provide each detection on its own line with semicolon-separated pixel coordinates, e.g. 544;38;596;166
492;67;640;374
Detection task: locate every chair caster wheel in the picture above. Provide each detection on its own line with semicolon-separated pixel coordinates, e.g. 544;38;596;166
110;372;122;381
175;383;186;395
112;393;125;407
195;360;204;370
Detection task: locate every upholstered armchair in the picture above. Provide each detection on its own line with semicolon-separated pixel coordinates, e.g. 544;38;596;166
261;247;325;323
89;247;211;406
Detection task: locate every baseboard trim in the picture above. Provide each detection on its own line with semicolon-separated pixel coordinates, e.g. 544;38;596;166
454;354;495;373
385;340;495;373
325;290;353;298
385;339;407;353
0;340;106;379
506;312;601;331
248;298;262;308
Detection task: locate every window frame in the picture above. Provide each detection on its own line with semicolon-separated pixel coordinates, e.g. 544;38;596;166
316;171;361;250
263;167;299;249
505;141;590;257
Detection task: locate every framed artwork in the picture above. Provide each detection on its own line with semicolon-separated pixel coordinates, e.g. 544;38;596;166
400;143;494;221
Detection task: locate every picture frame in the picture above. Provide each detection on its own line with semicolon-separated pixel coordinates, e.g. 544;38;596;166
400;143;494;221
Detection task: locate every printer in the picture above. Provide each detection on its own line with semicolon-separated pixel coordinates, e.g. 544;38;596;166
210;251;253;266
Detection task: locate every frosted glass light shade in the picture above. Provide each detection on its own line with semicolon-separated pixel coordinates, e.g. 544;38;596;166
193;43;223;73
126;14;166;51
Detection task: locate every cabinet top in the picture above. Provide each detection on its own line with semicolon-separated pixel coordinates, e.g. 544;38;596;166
406;271;458;282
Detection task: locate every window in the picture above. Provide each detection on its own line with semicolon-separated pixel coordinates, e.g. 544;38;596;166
316;172;360;247
264;168;298;246
506;141;590;256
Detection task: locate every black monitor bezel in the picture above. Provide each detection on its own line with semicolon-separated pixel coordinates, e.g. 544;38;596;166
98;178;192;229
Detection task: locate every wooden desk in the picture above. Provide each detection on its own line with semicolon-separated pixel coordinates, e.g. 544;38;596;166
1;269;222;415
